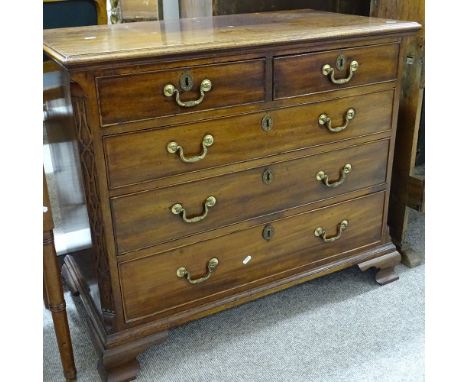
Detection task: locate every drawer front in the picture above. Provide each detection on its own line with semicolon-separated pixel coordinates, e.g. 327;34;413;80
119;191;385;321
274;44;399;99
97;59;266;126
112;139;389;254
105;90;394;189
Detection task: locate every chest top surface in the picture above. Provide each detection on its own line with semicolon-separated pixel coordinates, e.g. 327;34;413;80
43;9;420;68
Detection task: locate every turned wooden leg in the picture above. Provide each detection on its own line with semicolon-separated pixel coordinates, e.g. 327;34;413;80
358;251;401;285
43;278;50;310
97;331;168;382
44;171;77;381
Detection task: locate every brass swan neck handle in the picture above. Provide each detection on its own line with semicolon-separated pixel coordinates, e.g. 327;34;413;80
176;258;219;285
164;79;212;108
318;108;355;133
316;164;352;188
314;220;349;243
170;196;217;224
322;60;359;85
167;134;214;163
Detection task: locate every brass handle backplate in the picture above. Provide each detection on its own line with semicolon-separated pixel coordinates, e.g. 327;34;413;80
322;60;359;85
164;79;212;107
177;257;219;284
314;219;349;243
167;134;214;163
316;163;352;188
318;108;355;133
171;196;216;223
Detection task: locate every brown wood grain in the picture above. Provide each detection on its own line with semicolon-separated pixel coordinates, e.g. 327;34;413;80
104;90;394;189
111;139;389;254
274;43;399;98
43;10;420;380
100;80;396;139
119;191;385;321
97;59;265;125
42;10;419;67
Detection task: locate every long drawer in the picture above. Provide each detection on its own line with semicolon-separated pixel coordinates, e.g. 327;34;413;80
119;191;385;322
111;139;389;254
274;43;399;99
105;90;394;189
97;59;266;126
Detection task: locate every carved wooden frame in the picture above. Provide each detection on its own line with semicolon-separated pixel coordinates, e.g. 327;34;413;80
71;93;115;321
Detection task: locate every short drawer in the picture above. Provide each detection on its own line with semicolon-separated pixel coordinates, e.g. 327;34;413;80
105;90;394;189
111;139;389;254
274;43;399;99
97;59;266;126
119;191;385;322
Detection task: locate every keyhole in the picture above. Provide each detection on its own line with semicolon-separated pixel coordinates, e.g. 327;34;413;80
261;114;273;132
180;72;194;91
336;54;346;71
262;224;274;241
262;168;273;184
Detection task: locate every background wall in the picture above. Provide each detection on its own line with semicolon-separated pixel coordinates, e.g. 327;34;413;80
212;0;371;16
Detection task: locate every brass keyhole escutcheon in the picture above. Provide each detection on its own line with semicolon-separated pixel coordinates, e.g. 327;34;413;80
179;72;194;92
261;114;273;132
336;54;346;71
262;168;273;184
262;224;274;241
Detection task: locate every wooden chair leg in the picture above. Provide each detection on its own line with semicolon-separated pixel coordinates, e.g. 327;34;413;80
44;171;77;381
44;230;77;381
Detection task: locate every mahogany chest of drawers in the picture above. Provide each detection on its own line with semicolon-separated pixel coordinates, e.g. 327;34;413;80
43;10;419;381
